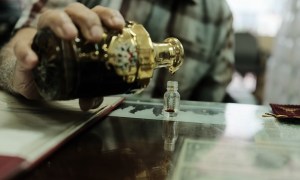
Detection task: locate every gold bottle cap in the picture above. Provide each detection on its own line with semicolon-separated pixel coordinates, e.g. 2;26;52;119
167;81;178;90
164;38;184;74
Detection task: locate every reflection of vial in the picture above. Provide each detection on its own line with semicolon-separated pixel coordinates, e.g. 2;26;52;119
162;120;178;152
163;81;180;118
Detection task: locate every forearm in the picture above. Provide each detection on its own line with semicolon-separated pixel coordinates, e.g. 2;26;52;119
0;45;16;93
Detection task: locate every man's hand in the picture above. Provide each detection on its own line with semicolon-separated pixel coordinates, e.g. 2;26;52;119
9;3;125;111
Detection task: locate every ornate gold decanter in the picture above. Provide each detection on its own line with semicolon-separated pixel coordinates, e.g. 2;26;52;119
32;21;184;100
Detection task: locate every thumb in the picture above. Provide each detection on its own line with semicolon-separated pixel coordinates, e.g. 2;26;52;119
14;41;38;71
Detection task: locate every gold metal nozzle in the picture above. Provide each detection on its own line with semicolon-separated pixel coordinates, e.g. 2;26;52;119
165;38;184;74
153;37;184;74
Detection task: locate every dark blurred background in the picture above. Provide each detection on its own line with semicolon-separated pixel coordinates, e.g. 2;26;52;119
0;0;22;47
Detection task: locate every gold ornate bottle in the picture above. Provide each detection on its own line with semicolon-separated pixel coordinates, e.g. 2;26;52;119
32;21;184;100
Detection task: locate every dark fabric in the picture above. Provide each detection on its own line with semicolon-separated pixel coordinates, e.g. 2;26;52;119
0;0;22;47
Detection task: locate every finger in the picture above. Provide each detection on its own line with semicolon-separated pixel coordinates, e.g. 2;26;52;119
65;3;103;42
92;6;125;30
91;97;104;109
8;28;41;99
38;9;78;40
79;97;103;111
14;40;38;71
13;44;41;99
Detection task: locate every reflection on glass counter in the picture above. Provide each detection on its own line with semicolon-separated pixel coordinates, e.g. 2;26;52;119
15;97;300;180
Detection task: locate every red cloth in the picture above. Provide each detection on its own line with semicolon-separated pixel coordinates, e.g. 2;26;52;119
269;103;300;119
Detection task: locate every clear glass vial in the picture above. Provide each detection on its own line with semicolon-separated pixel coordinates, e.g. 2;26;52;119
163;81;180;118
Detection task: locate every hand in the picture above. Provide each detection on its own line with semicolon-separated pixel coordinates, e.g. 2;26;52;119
10;3;125;111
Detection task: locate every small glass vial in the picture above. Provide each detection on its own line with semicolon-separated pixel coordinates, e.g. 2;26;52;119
163;81;180;118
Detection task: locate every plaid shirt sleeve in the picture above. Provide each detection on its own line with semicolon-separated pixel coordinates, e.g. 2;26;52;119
14;0;75;30
189;1;235;102
14;0;47;30
121;0;235;102
173;0;235;102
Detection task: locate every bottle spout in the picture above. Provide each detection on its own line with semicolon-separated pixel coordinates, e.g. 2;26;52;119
164;38;184;74
153;38;184;74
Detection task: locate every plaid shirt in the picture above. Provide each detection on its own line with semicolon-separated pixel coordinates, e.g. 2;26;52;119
15;0;234;102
